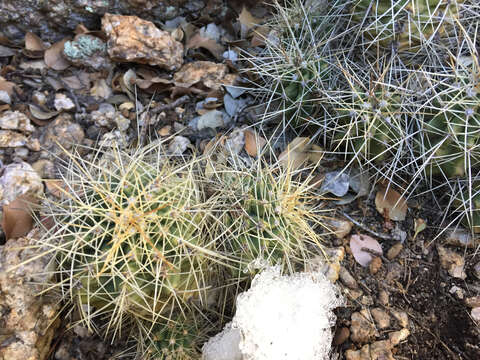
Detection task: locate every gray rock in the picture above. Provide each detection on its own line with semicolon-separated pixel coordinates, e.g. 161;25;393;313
0;162;43;205
168;136;190;155
37;113;85;157
54;93;75;112
0;111;34;132
197;110;225;130
320;171;350;197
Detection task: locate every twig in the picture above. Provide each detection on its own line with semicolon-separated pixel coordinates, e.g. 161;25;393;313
341;211;392;240
139;95;190;145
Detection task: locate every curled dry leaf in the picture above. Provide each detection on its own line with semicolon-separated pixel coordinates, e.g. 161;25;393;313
186;33;225;60
25;32;45;51
45;38;70;70
29;104;59;121
238;6;262;38
350;234;383;267
2;194;37;239
0;76;15;96
244;129;266;157
375;187;408;221
278;137;311;170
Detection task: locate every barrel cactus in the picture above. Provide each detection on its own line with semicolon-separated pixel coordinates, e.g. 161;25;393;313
41;143;216;338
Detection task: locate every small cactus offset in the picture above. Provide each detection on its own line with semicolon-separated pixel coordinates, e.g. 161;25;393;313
40;143;216;338
208;158;326;275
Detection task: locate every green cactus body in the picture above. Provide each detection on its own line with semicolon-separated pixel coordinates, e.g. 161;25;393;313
332;88;407;164
351;0;462;53
45;146;214;337
418;65;480;179
211;162;323;274
453;183;480;233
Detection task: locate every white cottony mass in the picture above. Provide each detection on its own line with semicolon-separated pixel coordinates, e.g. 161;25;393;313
203;266;343;360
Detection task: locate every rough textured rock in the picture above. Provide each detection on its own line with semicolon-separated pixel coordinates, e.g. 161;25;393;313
0;130;28;148
371;308;391;329
0;111;35;133
0;231;59;360
437;245;467;279
36;114;85;158
102;13;183;70
0;0;218;43
350;309;377;344
0;162;43;205
345;341;395;360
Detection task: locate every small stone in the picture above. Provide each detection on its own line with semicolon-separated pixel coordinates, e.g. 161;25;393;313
371;308;391;329
466;296;480;308
0;162;43;205
54;93;75;112
391;310;409;328
0;111;35;132
306;247;344;283
197;110;225;130
91;103;116;128
449;285;464;299
387;242;403;260
32;91;47;107
225;129;245;155
333;327;350;346
369;256;382;275
474;262;480;279
339;266;358;289
370;340;395;360
471;307;480;322
114;113;130;132
168;136;191;155
327;218;353;239
38;114;85;157
361;295;374;306
0;130;27;147
13;147;29;160
31;159;55;179
378;289;390;306
158;125;171;136
26;138;41;152
102;13;183;70
350;309;377;344
99;130;128;148
437;245;467;279
388;328;410;346
347;289;363;301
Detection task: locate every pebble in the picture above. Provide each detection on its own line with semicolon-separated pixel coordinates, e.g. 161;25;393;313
174;61;232;90
32;91;47;107
437;245;467;279
388;328;410;346
197;110;225;130
0;130;27;147
38;114;85;156
391;310;409;328
102;14;183;70
346;341;394;360
474;262;480;280
13;147;29;160
0;111;35;132
225;128;245;155
54;93;75;111
369;256;382;275
371;308;391;329
378;289;390;306
306;247;344;283
350;309;377;344
168;135;191;155
333;327;350;346
339;266;358;289
449;285;464;299
31;159;55;179
445;228;475;248
326;218;353;239
99;130;128;149
0;162;43;205
466;296;480;308
471;307;480;322
386;242;403;260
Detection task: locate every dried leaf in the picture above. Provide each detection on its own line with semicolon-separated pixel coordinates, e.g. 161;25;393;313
0;77;15;96
186;33;225;60
29;104;58;120
2;194;37;239
350;234;383;267
238;6;262;38
244;129;266;157
278;137;310;170
171;27;184;42
44;39;70;70
307;145;323;164
375;187;408;221
25;32;45;51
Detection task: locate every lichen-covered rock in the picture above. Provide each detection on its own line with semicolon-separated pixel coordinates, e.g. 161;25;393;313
102;13;183;70
0;162;43;205
0;231;59;360
63;34;110;70
0;0;217;43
